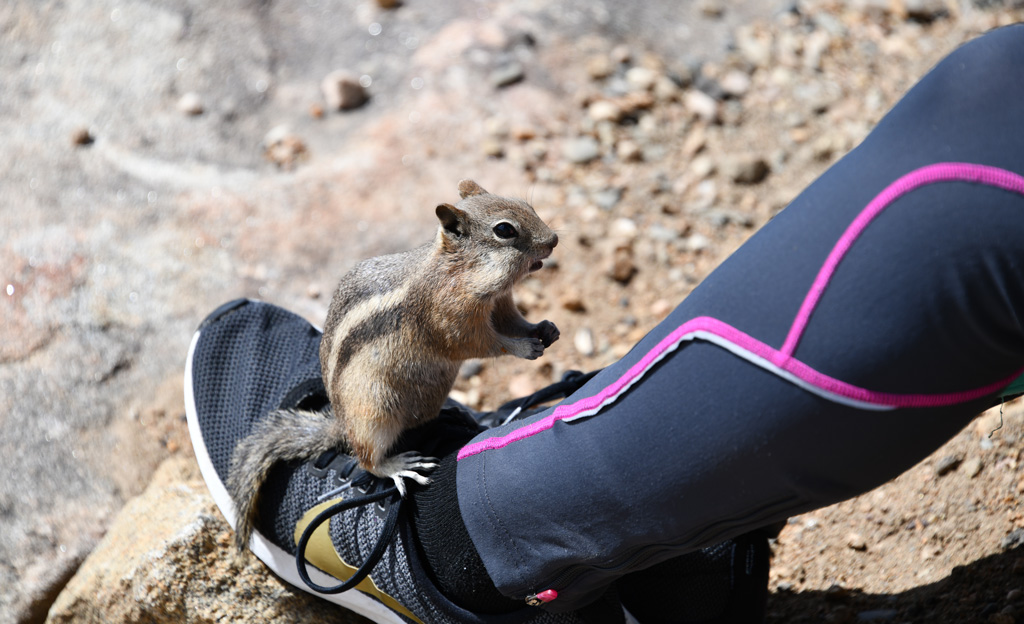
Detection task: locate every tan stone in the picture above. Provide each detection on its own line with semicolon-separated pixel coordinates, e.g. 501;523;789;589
46;457;367;624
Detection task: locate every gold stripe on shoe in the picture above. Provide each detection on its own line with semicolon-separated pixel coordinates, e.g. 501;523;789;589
294;498;424;624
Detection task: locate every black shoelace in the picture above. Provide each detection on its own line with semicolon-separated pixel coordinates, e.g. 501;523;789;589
477;369;601;428
293;370;600;594
295;454;404;594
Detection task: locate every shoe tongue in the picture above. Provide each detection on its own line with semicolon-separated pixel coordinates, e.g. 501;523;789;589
277;374;329;412
393;404;484;459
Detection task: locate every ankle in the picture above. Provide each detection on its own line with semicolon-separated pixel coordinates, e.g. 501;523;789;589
408;452;520;614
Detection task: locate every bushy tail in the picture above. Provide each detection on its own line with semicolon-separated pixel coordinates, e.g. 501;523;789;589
226;407;344;553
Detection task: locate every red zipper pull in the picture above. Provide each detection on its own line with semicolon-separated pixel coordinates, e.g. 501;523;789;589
525;589;558;606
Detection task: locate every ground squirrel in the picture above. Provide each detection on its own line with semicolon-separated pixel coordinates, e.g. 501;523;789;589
227;180;560;551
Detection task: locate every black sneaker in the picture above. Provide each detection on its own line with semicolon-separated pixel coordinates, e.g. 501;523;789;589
616;531;771;624
185;299;630;624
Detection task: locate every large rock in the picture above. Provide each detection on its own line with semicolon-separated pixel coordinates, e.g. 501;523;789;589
45;458;368;624
0;0;789;619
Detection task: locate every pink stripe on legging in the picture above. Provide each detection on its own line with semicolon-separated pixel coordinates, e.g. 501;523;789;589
457;163;1024;461
458;316;1023;459
781;162;1024;358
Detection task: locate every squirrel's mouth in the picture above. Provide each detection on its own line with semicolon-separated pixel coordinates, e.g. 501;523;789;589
528;246;554;273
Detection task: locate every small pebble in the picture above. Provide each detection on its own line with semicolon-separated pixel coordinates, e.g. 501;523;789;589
812;133;841;161
560;290;586;312
574;327;595;357
846;532;868;551
720;70;752;98
595;188;624;211
647;224;679;242
321;70;368;111
459;359;484;379
588;100;623;123
510;125;536;141
448;389;471;406
177;92;204;115
653;75;681;101
616;140;642;162
482;137;504;158
698;0;725;18
904;0;951;21
682;233;711;253
1002;529;1024;551
651;299;672;318
963;456;983;478
683;89;719;122
804;30;831;71
706;208;753;229
610;217;638;240
608;246;636;283
484;117;509;138
934;455;962;477
587;55;615;80
735;27;772;67
722;154;769;184
263;125;308;169
625;67;658;92
491;62;525;88
564;136;600;164
690;154;716;179
70;127;94;146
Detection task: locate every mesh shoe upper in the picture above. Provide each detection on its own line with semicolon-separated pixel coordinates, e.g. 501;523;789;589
190;298;325;497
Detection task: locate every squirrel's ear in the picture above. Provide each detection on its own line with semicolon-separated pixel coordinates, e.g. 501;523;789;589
458;179;488;199
436;203;467;236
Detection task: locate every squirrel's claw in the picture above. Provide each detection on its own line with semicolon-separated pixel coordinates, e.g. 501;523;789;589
375;451;438;497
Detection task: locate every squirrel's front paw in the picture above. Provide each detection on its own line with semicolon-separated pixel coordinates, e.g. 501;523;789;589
510;336;546;360
533;320;560;348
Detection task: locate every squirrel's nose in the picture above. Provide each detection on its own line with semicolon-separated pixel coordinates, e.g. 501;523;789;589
549;233;559;248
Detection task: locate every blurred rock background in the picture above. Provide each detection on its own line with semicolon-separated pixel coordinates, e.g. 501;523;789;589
3;1;1024;622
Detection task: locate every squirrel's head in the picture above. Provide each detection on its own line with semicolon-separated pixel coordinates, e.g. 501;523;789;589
435;180;558;295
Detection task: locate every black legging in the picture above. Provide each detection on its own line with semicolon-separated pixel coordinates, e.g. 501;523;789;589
454;24;1024;611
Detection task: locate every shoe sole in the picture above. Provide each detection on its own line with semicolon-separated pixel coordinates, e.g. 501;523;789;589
184;326;408;624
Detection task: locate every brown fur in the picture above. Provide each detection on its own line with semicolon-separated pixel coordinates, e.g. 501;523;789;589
227;180;558;552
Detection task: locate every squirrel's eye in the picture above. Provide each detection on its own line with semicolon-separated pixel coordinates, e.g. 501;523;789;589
493;222;518;239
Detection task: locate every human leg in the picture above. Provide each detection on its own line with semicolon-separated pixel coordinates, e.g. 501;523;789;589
454;24;1024;612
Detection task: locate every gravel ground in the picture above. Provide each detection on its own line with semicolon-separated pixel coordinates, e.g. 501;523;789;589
5;0;1024;622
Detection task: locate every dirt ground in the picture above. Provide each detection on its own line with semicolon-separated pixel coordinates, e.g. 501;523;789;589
8;1;1024;622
